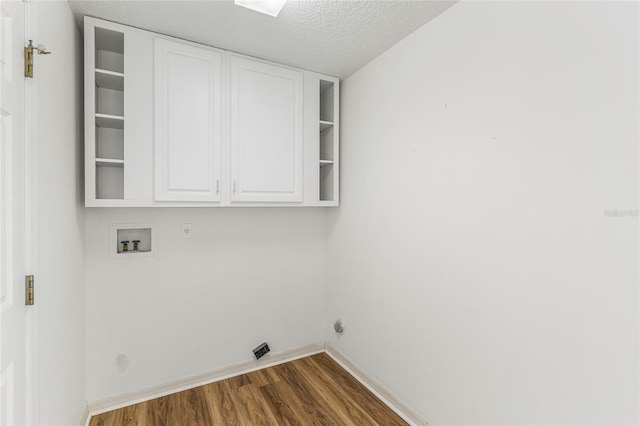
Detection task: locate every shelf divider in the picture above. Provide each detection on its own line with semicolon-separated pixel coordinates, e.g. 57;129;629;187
319;120;333;132
96;113;125;129
96;158;125;167
95;68;124;91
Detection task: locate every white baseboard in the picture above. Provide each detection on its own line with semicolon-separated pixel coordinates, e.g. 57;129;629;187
79;404;89;426
86;341;427;426
87;342;325;417
324;343;430;426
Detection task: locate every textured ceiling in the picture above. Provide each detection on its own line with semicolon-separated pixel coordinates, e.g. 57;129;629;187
67;0;456;78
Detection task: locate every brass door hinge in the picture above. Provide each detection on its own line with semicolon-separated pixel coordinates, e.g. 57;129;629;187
25;275;34;306
24;40;51;78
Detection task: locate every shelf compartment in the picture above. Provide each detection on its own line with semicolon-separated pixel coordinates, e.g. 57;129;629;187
319;163;334;201
96;86;124;117
96;163;124;199
95;27;124;73
320;80;335;123
95;69;124;91
320;128;334;161
95;113;124;129
96;51;124;74
320;80;333;95
96;126;124;160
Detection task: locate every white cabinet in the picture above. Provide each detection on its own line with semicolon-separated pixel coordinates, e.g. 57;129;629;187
229;56;303;203
84;17;154;207
84;17;339;207
154;39;223;202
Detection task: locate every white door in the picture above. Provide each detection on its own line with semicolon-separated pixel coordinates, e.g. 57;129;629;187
0;1;28;425
154;38;223;202
230;56;303;203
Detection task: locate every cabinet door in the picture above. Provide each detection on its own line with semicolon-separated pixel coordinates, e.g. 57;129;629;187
154;38;222;202
230;56;303;203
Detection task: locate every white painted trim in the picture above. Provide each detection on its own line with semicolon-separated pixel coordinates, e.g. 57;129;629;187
86;342;428;426
23;1;40;425
637;5;640;425
79;404;89;426
86;342;325;417
324;343;430;426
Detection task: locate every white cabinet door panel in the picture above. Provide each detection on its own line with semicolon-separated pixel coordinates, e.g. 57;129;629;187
230;56;303;202
154;38;222;202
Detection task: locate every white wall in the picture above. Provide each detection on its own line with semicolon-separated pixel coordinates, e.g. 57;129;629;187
37;1;86;424
328;2;639;425
85;208;327;401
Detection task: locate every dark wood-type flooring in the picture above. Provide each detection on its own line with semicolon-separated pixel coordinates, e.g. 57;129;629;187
90;353;408;425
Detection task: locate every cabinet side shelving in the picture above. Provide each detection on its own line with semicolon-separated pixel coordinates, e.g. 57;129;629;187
94;26;125;201
318;79;338;204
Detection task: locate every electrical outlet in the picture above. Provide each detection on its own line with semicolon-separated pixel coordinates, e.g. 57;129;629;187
181;223;192;239
253;342;270;360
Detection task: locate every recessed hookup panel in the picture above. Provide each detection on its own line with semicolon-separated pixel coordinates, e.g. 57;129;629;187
110;223;155;259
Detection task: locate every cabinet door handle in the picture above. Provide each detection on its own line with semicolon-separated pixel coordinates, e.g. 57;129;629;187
216;180;220;194
233;180;237;193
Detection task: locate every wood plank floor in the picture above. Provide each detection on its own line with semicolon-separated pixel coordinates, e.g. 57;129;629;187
90;353;408;426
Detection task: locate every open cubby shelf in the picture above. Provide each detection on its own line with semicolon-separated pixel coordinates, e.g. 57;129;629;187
319;163;334;201
96;164;124;199
96;87;124;117
319;79;336;202
94;26;125;201
95;27;124;73
96;126;124;161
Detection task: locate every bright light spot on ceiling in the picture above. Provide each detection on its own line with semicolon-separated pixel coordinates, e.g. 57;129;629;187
234;0;288;17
